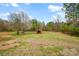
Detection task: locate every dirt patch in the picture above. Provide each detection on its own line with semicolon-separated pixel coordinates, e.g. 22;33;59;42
0;43;19;50
0;32;12;38
0;39;20;50
26;39;79;55
60;48;79;56
0;32;11;35
26;39;79;48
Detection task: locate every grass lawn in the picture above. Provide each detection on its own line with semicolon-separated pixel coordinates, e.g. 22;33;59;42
0;31;79;56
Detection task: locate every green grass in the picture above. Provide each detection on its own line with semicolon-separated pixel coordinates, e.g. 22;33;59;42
38;45;63;56
0;31;79;56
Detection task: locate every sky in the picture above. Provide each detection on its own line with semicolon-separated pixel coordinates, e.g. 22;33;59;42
0;3;66;24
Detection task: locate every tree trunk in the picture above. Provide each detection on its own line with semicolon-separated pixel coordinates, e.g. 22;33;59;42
22;31;25;34
17;31;20;35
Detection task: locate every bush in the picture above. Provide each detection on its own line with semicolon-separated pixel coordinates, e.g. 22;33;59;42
69;25;79;36
60;24;70;34
60;24;79;36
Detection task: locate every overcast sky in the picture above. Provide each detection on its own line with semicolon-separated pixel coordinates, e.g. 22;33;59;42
0;3;66;23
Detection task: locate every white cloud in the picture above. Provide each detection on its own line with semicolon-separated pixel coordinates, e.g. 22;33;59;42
10;3;19;7
53;15;57;19
0;12;10;20
0;3;9;7
29;15;33;19
48;5;63;12
58;12;66;22
0;12;10;17
25;3;30;5
0;3;20;7
57;12;64;15
52;15;61;22
52;12;66;22
4;4;9;6
57;12;65;19
5;12;10;16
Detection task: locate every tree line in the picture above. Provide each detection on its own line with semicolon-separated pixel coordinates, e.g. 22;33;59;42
0;3;79;36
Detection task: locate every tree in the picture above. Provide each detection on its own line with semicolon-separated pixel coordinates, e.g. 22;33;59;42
0;18;5;31
46;21;54;31
9;11;31;35
31;19;43;33
62;3;79;35
31;19;38;31
63;3;79;25
53;15;61;31
0;18;10;31
42;21;46;31
36;21;43;33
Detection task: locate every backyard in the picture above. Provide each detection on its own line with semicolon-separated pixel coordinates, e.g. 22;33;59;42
0;3;79;56
0;31;79;56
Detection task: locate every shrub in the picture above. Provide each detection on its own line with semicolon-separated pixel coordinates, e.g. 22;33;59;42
69;25;79;36
60;24;79;36
60;24;70;34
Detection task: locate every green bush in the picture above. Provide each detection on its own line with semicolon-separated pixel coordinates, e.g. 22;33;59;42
60;24;70;33
60;24;79;36
69;25;79;36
